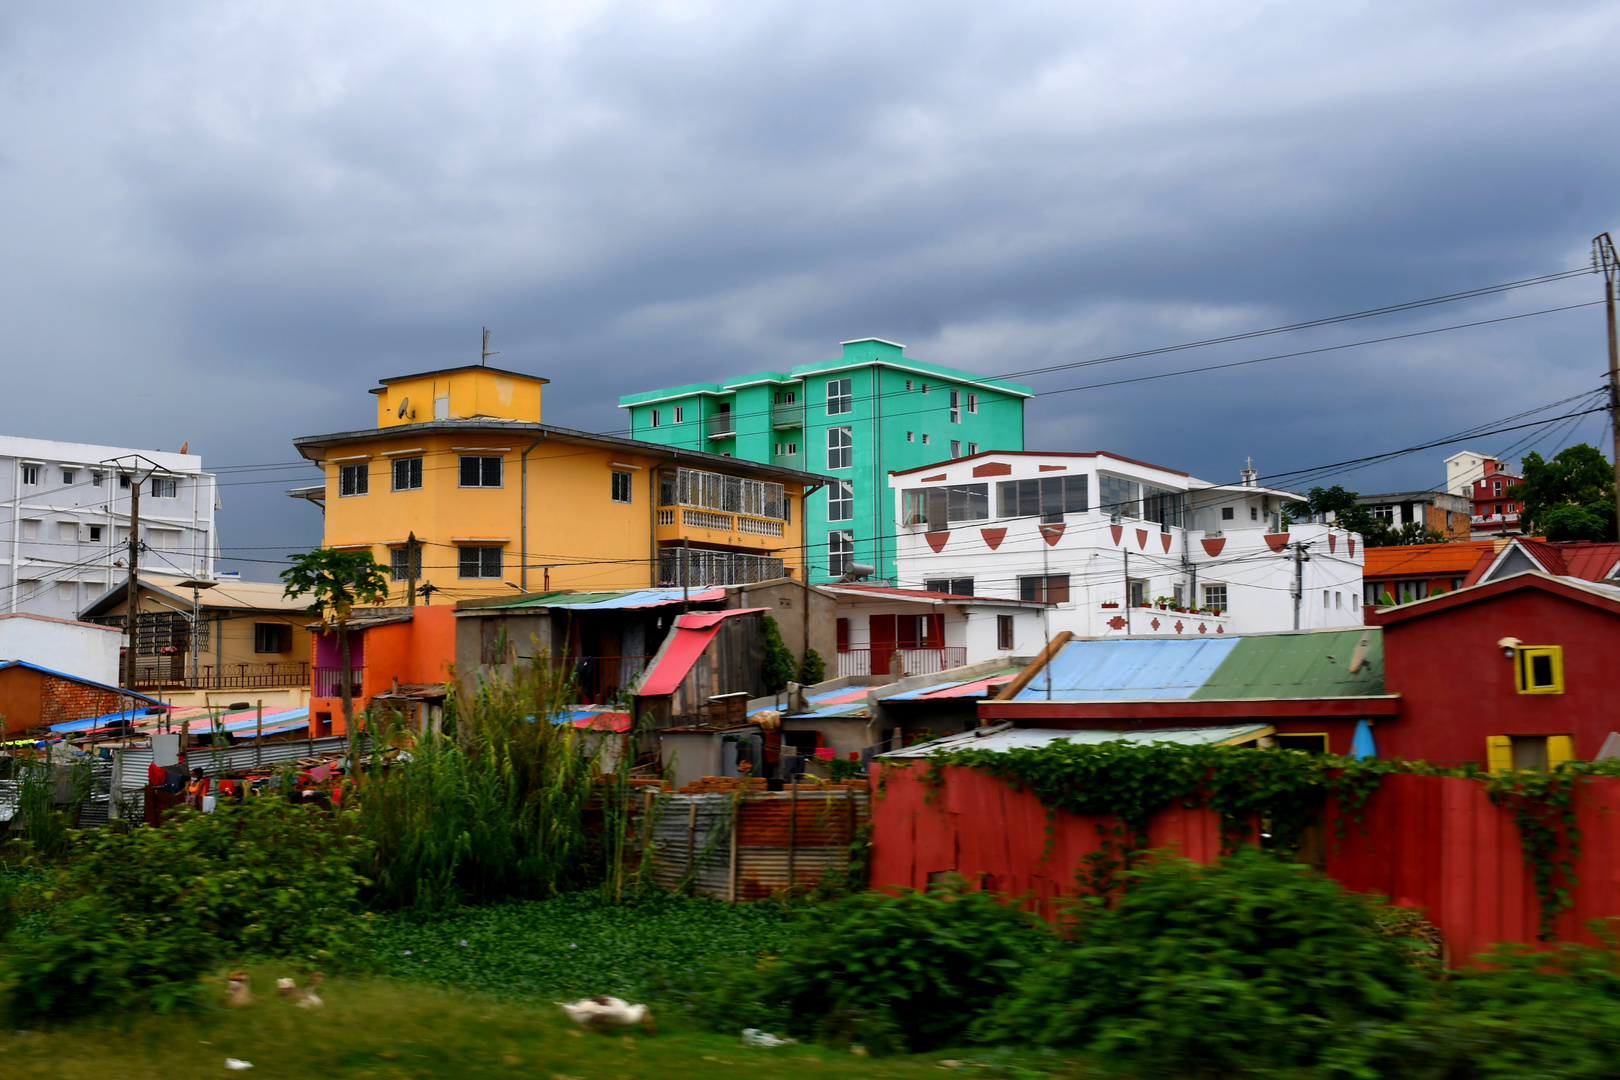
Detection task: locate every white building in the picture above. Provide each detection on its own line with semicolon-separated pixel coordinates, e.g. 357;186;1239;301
1444;449;1491;497
0;612;123;684
886;451;1364;644
0;437;217;620
820;582;1050;677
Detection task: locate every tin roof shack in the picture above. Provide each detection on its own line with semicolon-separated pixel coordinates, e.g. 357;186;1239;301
453;587;728;704
635;608;769;727
977;630;1397;757
661;723;766;790
0;661;161;737
308;605;456;737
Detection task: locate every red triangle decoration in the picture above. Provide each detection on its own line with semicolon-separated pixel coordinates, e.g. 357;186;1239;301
925;531;949;553
980;527;1006;550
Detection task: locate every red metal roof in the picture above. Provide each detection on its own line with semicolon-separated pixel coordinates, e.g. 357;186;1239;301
1363;541;1497;578
635;608;769;696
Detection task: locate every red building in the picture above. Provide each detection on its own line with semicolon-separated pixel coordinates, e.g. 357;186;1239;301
1468;457;1524;536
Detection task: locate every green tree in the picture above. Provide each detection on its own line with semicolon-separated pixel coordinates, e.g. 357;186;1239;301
1302;486;1443;548
1510;444;1617;540
798;647;826;685
282;547;391;735
761;615;796;694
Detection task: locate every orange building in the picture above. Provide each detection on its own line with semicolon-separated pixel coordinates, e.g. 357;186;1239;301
307;605;457;736
1361;541;1499;606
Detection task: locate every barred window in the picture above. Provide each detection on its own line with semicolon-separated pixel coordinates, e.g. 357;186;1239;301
460;455;503;487
611;470;632;503
657;467;788;520
459;546;503;579
392;457;423;491
391;546;422;581
340;463;368;496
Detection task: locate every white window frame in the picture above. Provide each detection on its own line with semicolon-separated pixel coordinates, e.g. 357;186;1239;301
150;477;178;499
458;545;504;579
611;470;633;504
828;530;854;576
828;480;854;522
392;457;424;491
826;377;853;415
949;389;960;423
339;463;369;497
967;392;978;414
827;426;852;469
650;408;661;428
1203;584;1227;611
950;440;961;458
20;465;39;486
673;405;685;424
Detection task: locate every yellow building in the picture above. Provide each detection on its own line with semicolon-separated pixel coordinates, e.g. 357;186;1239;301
289;365;831;604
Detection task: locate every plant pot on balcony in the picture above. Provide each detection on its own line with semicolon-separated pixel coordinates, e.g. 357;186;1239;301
1101;602;1119;609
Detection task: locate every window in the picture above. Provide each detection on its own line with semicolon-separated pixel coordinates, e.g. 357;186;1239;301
458;545;503;579
774;389;797;405
905;379;913;391
949;389;961;423
1364;581;1383;606
924;578;974;596
826;377;852;415
149;529;179;551
460;455;503;487
1001;476;1088;521
828;530;854;576
828;481;854;521
254;623;293;654
1143;485;1183;529
58;522;76;543
1395;579;1427;604
91;470;104;487
673;406;685;424
968;442;978;455
967;393;978;414
18;580;35;601
390;545;422;581
339;463;369;496
1221;506;1235;521
921;433;930;445
1323;590;1331;609
1370;504;1394;521
920;382;929;394
611;470;632;503
906;431;914;442
61;469;75;485
21;520;37;541
905;484;990;529
1487;734;1574;774
1513;646;1564;694
58;581;75;603
392;457;423;490
1203;584;1227;611
1275;734;1329;754
1250;506;1259;521
996;614;1014;651
650;409;661;427
1173;584;1185;606
1018;574;1070;603
119;473;131;489
150;477;177;499
1098;474;1140;519
1493;479;1503;495
20;465;39;486
1335;592;1343;609
827;426;852;469
1129;580;1147;607
1451;576;1465;591
88;525;101;542
950;440;961;458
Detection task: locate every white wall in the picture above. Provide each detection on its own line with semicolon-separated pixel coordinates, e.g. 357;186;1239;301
0;613;122;684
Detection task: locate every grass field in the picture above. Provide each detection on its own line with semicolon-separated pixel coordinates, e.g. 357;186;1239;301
3;972;1068;1079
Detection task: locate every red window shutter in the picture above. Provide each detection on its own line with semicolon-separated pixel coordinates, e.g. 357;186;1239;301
836;618;849;650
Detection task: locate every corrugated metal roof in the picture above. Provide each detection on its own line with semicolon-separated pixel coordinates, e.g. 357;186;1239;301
1191;630;1383;699
1013;638;1240;701
881;723;1273;758
1363;541;1497;578
881;667;1021;701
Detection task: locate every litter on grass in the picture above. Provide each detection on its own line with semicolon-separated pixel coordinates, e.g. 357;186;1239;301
225;1059;253;1070
741;1029;795;1047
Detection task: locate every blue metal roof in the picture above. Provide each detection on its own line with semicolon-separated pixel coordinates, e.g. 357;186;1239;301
1014;637;1242;701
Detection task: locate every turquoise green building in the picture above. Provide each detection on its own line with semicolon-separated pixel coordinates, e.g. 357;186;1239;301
618;339;1031;584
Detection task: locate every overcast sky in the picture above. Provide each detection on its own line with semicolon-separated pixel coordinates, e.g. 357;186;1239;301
4;1;1618;579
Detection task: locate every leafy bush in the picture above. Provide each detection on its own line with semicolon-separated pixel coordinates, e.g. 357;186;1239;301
724;887;1046;1053
762;615;796;693
798;647;826;685
984;850;1418;1076
2;797;370;1021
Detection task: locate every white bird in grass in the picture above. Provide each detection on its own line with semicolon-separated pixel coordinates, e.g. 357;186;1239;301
557;996;656;1035
296;972;324;1009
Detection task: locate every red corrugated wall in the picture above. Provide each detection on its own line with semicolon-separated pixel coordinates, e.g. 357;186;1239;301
871;765;1620;962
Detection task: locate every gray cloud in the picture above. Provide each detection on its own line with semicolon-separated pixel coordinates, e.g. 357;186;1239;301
1;0;1618;575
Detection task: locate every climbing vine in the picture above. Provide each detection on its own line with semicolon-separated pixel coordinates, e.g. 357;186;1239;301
883;744;1620;942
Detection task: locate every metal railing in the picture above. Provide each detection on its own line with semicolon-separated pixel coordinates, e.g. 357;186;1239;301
313;666;365;697
707;413;735;439
547;655;653;704
772;451;803;470
659;548;785;586
770;401;805;429
129;660;311;691
835;647;967;678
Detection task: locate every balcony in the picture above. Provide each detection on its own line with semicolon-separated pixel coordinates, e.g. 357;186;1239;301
770;400;805;429
836;647;967;678
657;508;784;537
772;450;803;471
313;666;364;698
129;659;311;691
659;549;786;586
707;413;735;440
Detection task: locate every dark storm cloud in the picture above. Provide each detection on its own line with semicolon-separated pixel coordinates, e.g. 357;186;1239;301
2;0;1619;574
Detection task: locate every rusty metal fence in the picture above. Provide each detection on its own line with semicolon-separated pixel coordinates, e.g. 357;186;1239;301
647;787;868;900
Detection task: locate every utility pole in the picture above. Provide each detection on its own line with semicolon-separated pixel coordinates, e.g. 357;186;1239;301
1594;233;1620;521
107;456;160;692
1122;546;1131;636
405;531;419;607
1291;541;1311;631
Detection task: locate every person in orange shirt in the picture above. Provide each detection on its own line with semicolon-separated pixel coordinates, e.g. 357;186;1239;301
185;768;209;809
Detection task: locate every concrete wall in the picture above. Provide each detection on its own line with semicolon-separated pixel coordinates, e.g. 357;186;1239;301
723;578;836;663
0;614;121;684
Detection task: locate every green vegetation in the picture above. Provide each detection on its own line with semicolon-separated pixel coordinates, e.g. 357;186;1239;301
1511;443;1617;541
798;646;827;685
2;797;370;1021
280;546;391;729
762;615;796;693
1300;484;1446;546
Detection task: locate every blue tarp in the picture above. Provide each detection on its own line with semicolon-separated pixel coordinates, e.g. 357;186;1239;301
1015;637;1242;701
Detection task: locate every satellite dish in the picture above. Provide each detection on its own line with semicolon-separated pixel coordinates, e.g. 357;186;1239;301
397;397;410;419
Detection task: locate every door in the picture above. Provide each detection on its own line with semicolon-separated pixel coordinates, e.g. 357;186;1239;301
869;614;897;678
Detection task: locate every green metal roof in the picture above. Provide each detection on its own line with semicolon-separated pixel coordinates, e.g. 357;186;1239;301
1190;629;1384;700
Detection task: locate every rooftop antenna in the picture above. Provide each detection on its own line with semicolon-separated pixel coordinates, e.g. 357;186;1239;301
482;327;500;366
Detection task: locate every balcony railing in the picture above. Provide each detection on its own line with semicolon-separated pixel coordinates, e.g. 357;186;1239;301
836;647;967;678
770;400;805;429
313;666;364;698
707;413;735;439
659;548;785;586
547;655;653;704
772;451;803;470
662;509;786;537
129;660;311;691
683;508;736;531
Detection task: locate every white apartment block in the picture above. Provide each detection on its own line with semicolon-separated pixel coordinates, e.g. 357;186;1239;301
887;451;1364;642
1444;449;1491;497
0;437;217;620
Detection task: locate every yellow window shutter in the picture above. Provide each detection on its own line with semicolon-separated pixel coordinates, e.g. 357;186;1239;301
1548;735;1575;769
1486;735;1514;774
